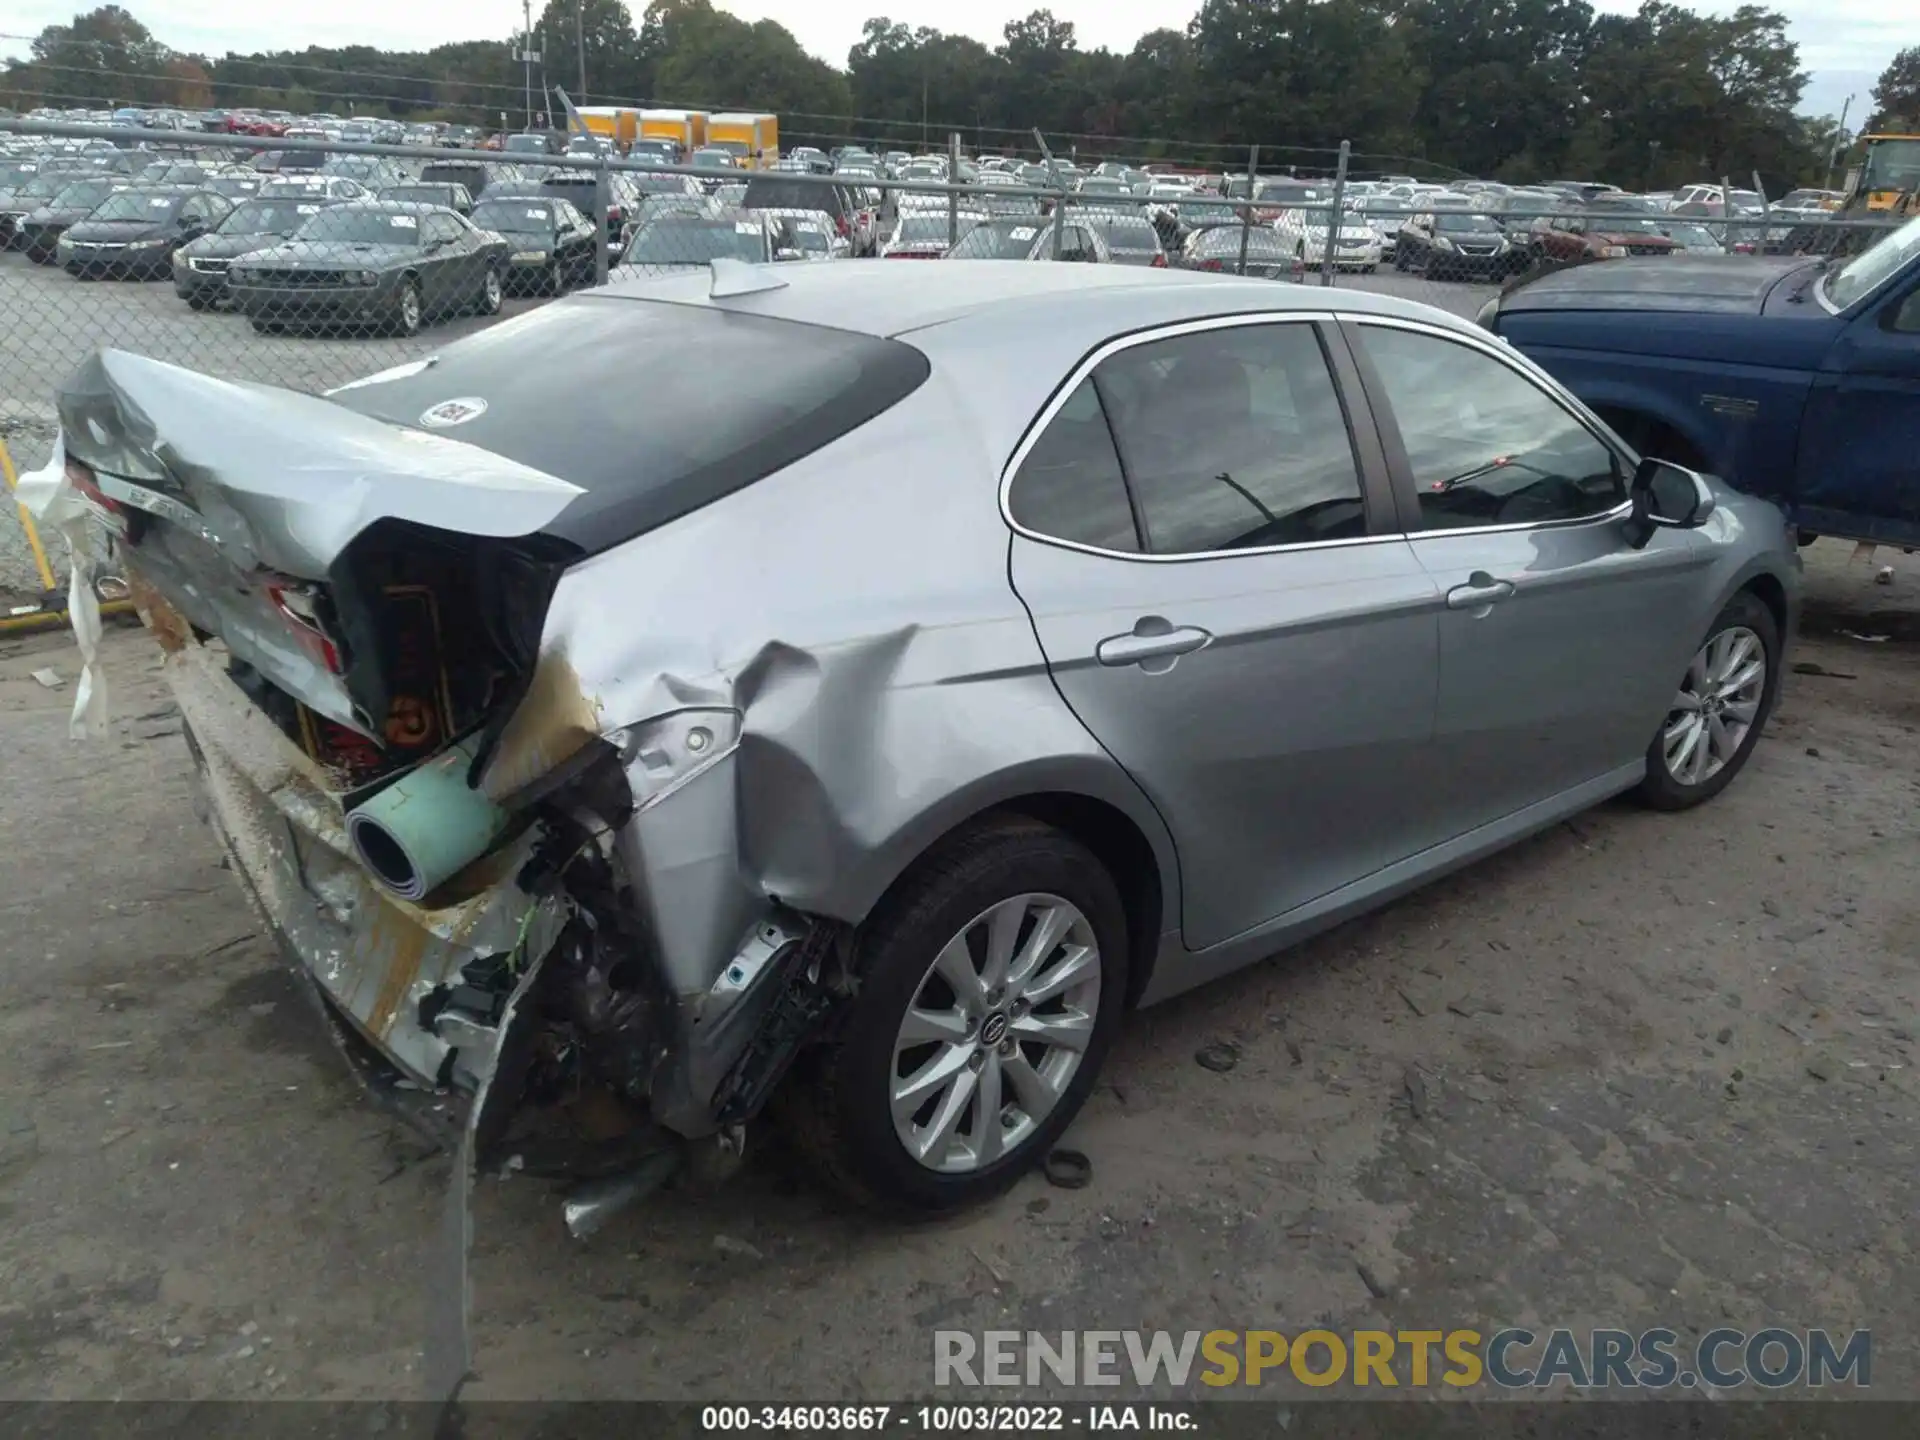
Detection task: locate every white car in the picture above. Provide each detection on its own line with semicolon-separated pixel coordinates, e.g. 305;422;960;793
882;209;986;258
760;207;851;260
1271;206;1382;270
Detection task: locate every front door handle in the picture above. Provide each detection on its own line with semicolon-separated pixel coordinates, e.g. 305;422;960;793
1445;572;1517;611
1096;620;1213;669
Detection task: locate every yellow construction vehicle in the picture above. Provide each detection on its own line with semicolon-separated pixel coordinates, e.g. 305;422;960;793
1841;134;1920;216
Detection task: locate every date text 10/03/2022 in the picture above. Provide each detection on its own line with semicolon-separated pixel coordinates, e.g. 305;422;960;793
700;1406;1195;1431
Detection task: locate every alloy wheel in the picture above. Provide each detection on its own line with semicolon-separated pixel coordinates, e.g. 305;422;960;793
1663;625;1766;786
890;893;1101;1174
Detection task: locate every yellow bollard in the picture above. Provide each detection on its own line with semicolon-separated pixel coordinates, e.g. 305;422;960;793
0;432;59;594
0;434;137;634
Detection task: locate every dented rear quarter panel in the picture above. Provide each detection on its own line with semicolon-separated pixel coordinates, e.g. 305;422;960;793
534;348;1183;980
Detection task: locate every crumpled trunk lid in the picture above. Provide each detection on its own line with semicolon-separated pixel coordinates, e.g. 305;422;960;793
57;349;584;749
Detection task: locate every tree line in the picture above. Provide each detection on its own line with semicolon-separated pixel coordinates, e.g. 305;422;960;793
4;2;1915;193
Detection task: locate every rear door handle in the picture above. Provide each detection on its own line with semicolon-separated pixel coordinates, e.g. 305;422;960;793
1445;572;1517;611
1096;622;1213;669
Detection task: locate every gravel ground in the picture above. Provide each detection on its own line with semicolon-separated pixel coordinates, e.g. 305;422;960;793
0;240;1490;594
0;538;1914;1404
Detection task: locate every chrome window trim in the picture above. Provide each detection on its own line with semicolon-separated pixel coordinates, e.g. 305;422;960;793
998;308;1404;564
1344;313;1637;536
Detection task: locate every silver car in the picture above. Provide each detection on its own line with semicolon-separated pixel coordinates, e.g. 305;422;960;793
57;263;1797;1222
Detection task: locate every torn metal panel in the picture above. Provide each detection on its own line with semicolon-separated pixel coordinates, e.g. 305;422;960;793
425;940;553;1405
169;635;562;1087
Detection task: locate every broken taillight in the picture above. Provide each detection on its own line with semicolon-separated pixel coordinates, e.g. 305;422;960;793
1151;253;1168;267
65;456;137;540
264;577;347;675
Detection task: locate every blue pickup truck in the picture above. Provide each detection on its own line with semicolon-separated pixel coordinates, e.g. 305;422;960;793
1478;215;1920;548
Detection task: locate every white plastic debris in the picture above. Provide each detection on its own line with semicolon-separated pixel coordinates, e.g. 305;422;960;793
13;431;107;739
31;667;63;689
1874;566;1894;586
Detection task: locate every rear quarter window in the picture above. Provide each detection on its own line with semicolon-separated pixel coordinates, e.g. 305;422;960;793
743;178;845;217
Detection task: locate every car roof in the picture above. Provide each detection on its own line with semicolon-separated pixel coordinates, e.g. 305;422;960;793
593;259;1468;340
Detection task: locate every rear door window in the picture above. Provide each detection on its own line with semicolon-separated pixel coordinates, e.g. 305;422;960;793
1095;323;1366;554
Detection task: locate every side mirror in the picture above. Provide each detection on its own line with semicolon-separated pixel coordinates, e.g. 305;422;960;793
1625;456;1716;547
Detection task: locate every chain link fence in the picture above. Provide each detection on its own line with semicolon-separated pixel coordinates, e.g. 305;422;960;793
2;117;1905;598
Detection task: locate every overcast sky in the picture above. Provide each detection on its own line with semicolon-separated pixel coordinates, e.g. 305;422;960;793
0;0;1901;120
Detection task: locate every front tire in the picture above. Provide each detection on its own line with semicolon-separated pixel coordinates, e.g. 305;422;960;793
1635;592;1779;810
784;817;1128;1213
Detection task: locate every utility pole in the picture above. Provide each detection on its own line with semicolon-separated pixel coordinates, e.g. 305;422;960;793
575;0;588;103
520;0;534;133
1824;93;1854;194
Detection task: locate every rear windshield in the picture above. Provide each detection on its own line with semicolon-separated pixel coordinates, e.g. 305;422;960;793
1086;218;1161;252
949;221;1041;258
743;176;845;217
421;165;488;191
625;218;766;264
473;200;556;233
329;300;932;554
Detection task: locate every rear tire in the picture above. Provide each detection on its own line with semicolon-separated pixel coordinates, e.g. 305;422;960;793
782;817;1129;1214
391;278;423;337
473;264;503;316
1635;592;1779;811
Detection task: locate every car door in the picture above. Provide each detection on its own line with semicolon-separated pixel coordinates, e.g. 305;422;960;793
1797;265;1920;535
1344;317;1713;836
419;213;466;309
1007;316;1442;951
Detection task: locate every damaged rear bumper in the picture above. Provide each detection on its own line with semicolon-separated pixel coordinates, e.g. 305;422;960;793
170;636;563;1106
163;605;832;1167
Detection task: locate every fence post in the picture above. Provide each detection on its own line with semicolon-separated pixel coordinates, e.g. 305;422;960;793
1052;187;1068;260
1718;173;1734;255
949;132;961;248
594;151;611;284
1321;139;1350;287
1237;143;1260;277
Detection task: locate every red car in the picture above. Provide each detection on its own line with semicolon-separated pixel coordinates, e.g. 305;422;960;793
1531;202;1679;262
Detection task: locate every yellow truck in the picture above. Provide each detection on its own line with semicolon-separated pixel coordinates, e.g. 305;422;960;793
638;109;708;160
707;112;779;169
574;106;640;150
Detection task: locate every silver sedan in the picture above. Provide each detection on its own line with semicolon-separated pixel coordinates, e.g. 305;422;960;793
60;262;1799;1222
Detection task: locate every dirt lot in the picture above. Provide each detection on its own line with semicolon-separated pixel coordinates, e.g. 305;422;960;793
1;539;1915;1404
